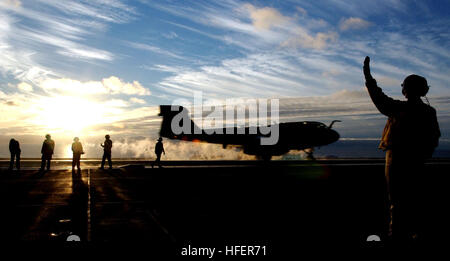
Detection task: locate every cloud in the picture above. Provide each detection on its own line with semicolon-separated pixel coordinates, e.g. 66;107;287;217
39;76;150;96
143;64;189;74
0;2;121;62
0;14;57;84
321;69;341;78
162;31;178;39
4;100;16;106
155;2;338;51
0;0;140;84
130;97;146;104
40;78;107;95
377;76;400;87
17;82;33;92
155;51;368;99
2;0;21;8
296;6;307;16
102;76;150;96
33;0;137;24
57;47;113;61
282;29;338;50
267;89;378;121
244;4;289;30
17;29;114;61
127;42;184;60
241;4;338;50
339;17;372;31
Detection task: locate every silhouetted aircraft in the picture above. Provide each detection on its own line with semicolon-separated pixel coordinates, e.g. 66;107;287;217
159;105;340;160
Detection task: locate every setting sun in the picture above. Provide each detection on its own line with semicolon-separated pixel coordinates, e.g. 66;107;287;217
29;96;107;136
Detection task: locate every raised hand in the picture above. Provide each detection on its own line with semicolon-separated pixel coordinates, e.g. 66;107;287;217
363;56;372;80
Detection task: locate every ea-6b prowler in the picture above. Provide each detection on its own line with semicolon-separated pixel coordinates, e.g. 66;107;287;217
158;105;340;160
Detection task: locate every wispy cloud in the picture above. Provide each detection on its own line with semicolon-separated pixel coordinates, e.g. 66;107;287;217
33;0;137;24
153;1;339;51
40;76;150;96
339;17;372;31
127;42;185;60
162;31;178;39
155;50;366;99
16;27;114;61
0;0;138;84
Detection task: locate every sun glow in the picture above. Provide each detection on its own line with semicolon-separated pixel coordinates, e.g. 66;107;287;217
64;144;73;159
30;96;110;136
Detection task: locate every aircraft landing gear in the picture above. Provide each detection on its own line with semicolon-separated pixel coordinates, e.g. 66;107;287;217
305;148;315;160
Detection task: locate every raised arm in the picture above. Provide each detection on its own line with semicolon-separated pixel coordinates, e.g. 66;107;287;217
363;56;403;117
363;56;374;81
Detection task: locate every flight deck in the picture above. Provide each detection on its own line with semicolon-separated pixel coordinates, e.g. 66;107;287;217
1;159;449;253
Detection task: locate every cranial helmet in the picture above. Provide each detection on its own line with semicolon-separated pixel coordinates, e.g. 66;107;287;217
402;74;429;97
45;134;51;139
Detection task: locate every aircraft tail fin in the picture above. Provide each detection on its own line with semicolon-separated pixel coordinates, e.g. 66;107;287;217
159;105;201;138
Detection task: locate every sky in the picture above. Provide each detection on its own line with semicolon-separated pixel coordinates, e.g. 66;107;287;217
0;0;449;159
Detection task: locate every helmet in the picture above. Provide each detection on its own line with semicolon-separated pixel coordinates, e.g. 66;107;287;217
158;137;163;141
105;134;110;139
402;74;429;97
45;134;51;139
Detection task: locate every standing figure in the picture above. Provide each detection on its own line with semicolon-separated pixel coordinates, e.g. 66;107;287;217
72;137;84;173
152;137;165;168
100;134;113;170
363;56;440;241
9;138;21;171
40;134;55;171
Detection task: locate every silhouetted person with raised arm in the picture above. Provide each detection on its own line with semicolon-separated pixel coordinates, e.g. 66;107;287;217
40;134;55;172
151;137;165;168
100;134;113;170
72;137;84;174
363;56;440;241
9;138;21;171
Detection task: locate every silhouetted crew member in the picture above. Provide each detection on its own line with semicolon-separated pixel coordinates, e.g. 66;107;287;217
72;137;84;173
9;138;21;171
40;134;55;171
363;56;440;240
100;134;113;170
152;137;165;168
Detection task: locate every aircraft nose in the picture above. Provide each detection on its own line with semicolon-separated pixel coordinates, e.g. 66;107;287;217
331;129;340;142
327;129;340;144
